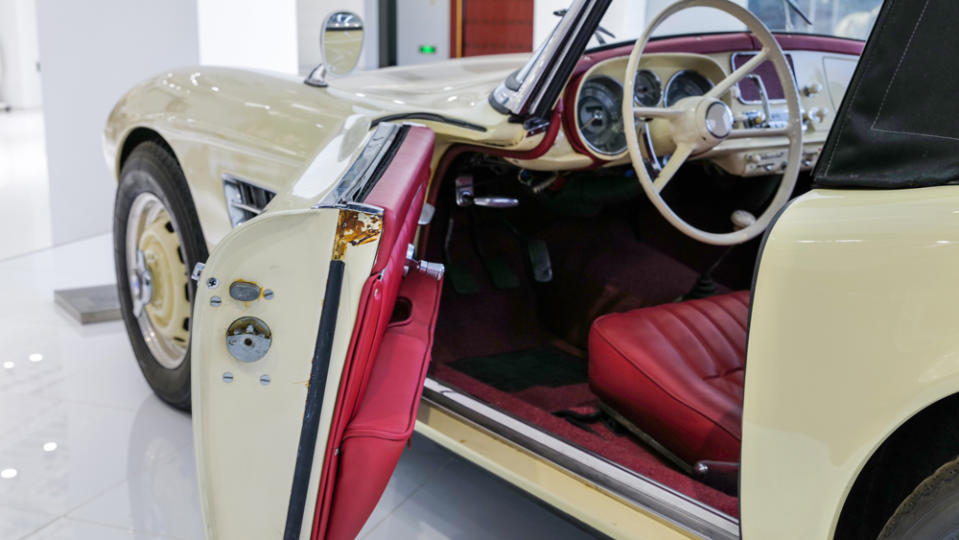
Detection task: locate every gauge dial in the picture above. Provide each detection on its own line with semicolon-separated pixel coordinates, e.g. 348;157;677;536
577;76;626;156
634;69;662;107
664;70;714;107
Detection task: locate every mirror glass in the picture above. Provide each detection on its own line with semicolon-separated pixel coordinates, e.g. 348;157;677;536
322;11;364;76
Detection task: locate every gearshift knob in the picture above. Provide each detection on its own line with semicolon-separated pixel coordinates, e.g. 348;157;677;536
731;210;757;231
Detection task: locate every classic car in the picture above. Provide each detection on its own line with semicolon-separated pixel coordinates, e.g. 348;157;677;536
103;0;959;537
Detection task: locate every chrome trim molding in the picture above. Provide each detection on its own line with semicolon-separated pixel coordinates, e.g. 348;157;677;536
575;74;627;157
490;0;593;116
633;68;663;108
314;122;407;209
222;175;277;228
664;69;715;108
421;378;740;540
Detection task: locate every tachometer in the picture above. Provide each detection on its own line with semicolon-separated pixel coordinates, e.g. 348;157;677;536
664;70;714;107
577;76;626;156
634;69;662;107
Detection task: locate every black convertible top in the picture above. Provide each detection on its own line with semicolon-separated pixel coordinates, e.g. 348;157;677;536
814;0;959;189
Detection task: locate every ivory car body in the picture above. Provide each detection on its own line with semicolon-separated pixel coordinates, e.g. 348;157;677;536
105;0;959;538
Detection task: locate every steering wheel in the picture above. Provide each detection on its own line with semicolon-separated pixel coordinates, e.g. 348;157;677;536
623;0;803;246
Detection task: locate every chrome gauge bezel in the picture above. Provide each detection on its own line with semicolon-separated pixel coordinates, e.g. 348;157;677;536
664;69;715;107
633;69;663;107
576;75;628;157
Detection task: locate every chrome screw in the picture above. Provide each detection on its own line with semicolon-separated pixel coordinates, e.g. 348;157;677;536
259;374;271;386
210;296;222;307
222;372;234;383
263;289;274;300
207;277;219;289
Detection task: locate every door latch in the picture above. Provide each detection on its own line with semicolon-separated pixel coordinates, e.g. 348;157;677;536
404;244;444;281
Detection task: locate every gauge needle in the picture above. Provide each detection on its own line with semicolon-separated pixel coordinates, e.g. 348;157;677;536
588;111;605;127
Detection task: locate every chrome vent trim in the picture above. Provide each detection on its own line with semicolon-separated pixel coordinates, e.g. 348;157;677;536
222;175;277;227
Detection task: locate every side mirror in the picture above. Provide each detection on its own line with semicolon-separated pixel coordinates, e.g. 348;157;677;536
305;11;364;87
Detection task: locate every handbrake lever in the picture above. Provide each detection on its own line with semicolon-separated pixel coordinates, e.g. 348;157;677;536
455;175;519;208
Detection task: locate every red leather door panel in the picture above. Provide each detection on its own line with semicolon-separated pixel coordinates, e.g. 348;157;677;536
324;269;442;539
307;125;441;539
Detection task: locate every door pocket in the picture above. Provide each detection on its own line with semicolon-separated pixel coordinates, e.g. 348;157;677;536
323;267;443;540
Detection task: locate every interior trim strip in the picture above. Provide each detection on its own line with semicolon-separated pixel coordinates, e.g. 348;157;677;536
421;377;740;540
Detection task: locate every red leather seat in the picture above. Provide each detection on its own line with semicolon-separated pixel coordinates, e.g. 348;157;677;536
588;291;749;465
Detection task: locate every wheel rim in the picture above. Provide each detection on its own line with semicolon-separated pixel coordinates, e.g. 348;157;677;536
126;193;191;369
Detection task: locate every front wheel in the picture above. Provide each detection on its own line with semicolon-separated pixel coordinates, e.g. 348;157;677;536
114;141;207;410
878;455;959;539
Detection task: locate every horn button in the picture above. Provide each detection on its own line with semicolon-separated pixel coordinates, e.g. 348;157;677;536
703;100;734;139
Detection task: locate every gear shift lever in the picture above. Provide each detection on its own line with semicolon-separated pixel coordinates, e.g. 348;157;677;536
731;210;757;231
681;210;754;301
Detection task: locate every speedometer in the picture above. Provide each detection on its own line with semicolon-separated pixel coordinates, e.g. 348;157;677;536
577;76;626;156
634;69;662;107
664;70;714;107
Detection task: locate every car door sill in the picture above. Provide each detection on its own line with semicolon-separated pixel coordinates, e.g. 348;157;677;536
421;377;740;540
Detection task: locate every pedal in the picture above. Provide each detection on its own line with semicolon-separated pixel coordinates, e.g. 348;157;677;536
445;264;480;295
470;212;520;290
443;211;481;295
481;257;518;290
526;238;553;283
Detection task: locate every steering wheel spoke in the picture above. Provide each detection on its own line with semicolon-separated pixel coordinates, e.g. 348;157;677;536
633;106;685;120
652;144;693;193
622;0;802;247
727;126;790;139
706;47;770;100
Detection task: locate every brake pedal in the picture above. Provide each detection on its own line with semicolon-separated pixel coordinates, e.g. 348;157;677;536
526;238;553;283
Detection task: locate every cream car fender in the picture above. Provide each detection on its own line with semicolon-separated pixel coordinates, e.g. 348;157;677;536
743;186;959;538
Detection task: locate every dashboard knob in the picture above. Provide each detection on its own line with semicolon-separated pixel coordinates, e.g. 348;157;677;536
802;82;823;97
805;107;829;124
748;154;762;164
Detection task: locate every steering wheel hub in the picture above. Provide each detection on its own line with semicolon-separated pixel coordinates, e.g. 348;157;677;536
703;100;734;139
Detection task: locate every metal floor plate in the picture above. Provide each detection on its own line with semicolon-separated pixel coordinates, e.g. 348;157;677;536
54;284;121;324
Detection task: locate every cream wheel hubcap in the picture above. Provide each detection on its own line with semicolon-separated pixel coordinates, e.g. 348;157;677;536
126;193;190;369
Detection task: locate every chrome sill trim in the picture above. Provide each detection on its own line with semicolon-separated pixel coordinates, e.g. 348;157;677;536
422;377;740;540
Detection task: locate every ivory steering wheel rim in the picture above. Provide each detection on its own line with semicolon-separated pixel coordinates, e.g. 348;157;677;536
623;0;803;246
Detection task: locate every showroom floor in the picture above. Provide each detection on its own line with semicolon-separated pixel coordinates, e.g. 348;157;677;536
0;110;596;538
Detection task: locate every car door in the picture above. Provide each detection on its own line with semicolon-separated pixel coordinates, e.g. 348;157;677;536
190;124;441;540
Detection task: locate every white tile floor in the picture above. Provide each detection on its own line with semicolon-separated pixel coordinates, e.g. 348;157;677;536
0;234;597;539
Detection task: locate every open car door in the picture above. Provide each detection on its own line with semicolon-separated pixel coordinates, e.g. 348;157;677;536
191;124;441;539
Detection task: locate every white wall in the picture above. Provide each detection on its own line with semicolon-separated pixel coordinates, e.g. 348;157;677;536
0;0;43;109
534;0;747;48
297;0;378;75
396;0;448;66
198;0;299;75
36;0;200;245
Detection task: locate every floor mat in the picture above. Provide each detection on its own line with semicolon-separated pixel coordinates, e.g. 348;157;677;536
446;347;586;393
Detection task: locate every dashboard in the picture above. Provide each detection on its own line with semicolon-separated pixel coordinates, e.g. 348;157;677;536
508;35;863;175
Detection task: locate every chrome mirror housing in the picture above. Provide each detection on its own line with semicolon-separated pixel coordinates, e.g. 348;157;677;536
305;11;364;87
